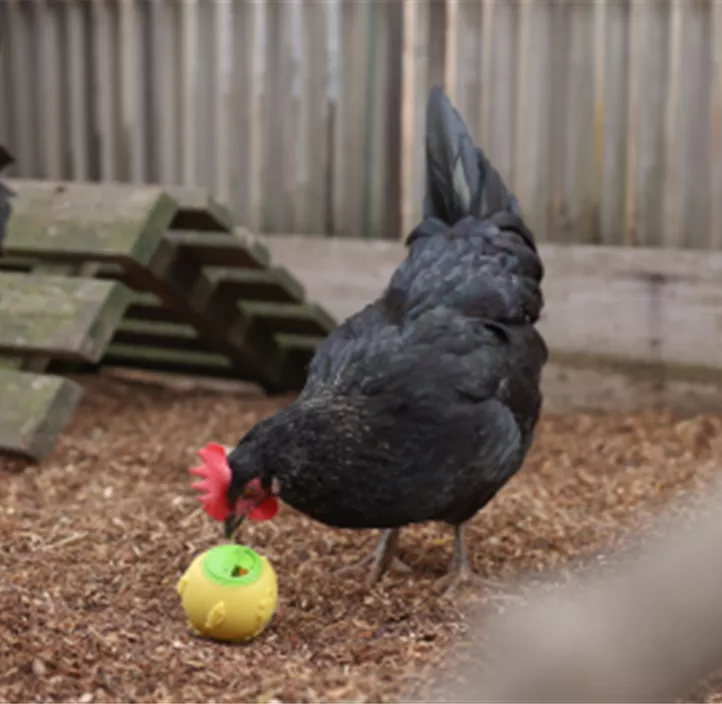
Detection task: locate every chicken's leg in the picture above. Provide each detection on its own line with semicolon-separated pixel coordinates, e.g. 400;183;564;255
435;524;494;599
338;528;412;588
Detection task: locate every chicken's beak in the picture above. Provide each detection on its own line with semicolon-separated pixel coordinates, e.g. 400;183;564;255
224;513;244;540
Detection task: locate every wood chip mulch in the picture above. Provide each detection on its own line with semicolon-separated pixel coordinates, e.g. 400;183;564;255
1;373;722;703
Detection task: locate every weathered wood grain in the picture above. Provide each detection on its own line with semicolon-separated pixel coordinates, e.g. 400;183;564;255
165;186;235;232
164;230;270;269
3;179;177;264
260;235;722;378
0;272;131;363
0;369;82;460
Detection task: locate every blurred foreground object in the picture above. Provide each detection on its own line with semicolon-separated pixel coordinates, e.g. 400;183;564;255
434;478;722;702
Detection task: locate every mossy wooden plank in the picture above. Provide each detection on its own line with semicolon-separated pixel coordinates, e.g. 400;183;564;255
0;369;82;459
139;239;288;389
0;272;132;362
0;260;58;373
239;301;336;337
106;301;330;390
232;227;272;266
0;262;104;374
123;296;335;337
124;292;181;323
165;231;270;269
164;186;235;232
0;256;33;272
3;180;178;264
30;262;105;373
113;319;210;352
123;294;335;354
103;343;238;379
206;266;305;303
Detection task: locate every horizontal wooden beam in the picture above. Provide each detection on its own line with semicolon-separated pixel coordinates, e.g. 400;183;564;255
3;179;178;264
164;186;235;232
122;292;335;344
165;231;270;269
205;266;306;303
113;307;326;386
0;272;131;362
260;235;722;377
239;300;336;337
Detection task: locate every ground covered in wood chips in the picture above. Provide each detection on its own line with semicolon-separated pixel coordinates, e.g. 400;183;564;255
2;373;722;703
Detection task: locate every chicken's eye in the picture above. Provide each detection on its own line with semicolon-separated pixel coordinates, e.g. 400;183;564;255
243;487;257;499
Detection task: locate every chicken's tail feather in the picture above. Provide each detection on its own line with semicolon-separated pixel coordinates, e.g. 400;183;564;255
0;146;15;250
423;86;519;225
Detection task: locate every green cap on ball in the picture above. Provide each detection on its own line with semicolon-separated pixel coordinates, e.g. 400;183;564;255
201;544;264;587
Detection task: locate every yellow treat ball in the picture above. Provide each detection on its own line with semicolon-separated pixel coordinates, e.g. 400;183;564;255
177;544;278;643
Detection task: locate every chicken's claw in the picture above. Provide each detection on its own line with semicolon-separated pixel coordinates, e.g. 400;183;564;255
435;565;495;600
339;528;412;589
435;523;499;600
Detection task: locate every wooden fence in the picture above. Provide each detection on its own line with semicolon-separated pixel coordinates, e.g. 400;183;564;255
0;0;720;248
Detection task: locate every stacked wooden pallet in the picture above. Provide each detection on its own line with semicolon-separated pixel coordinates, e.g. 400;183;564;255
0;180;336;460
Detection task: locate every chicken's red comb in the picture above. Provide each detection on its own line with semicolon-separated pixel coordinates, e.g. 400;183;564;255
189;442;232;521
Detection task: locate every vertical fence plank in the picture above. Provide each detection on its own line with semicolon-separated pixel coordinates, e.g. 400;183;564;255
415;2;432;232
213;0;233;204
232;0;265;232
67;0;89;181
296;0;312;233
600;0;630;246
712;0;722;250
563;1;596;243
179;0;198;186
263;0;296;232
548;0;570;241
36;0;63;179
297;0;329;234
332;0;370;237
149;0;177;184
478;0;495;153
443;0;459;104
5;0;36;174
382;0;404;240
634;1;670;247
514;0;552;241
91;0;117;181
662;0;683;248
400;0;416;239
488;0;517;196
263;0;283;231
400;0;431;238
677;0;711;248
513;0;532;218
195;1;215;192
0;5;7;149
458;1;482;137
592;0;607;244
119;0;145;183
288;1;303;233
368;0;393;239
624;0;641;245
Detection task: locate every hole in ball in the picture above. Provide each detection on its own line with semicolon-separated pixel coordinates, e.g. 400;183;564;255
232;565;248;578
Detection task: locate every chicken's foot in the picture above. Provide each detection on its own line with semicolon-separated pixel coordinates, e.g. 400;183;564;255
435;524;495;599
338;528;412;588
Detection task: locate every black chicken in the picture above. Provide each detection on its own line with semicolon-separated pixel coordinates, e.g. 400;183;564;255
202;87;548;596
0;146;14;248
